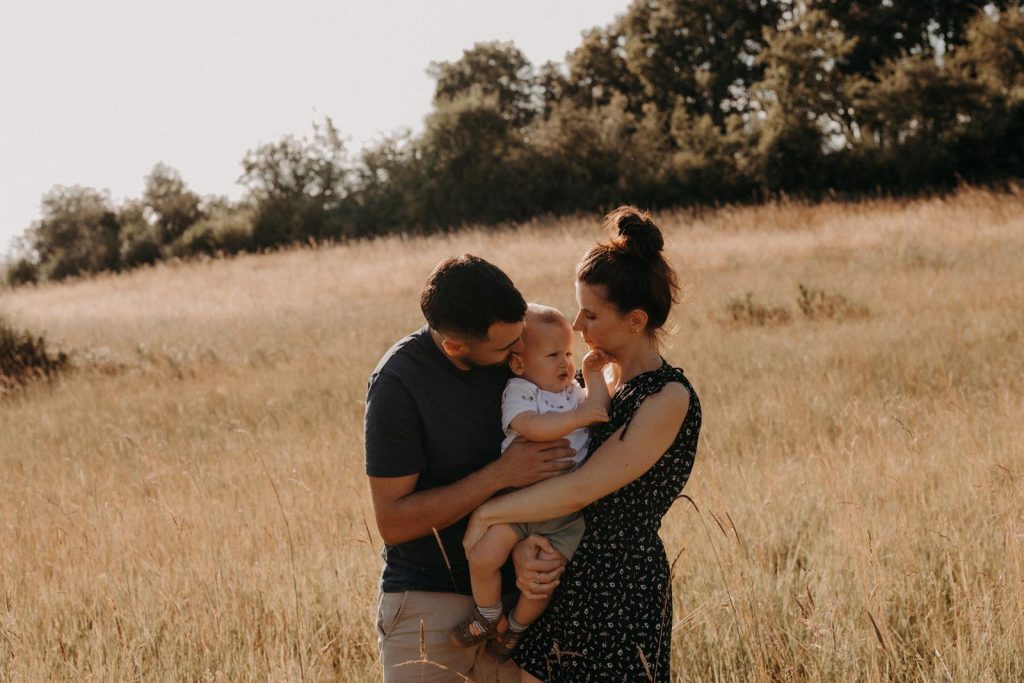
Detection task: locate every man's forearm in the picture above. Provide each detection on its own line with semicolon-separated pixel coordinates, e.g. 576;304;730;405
376;465;504;545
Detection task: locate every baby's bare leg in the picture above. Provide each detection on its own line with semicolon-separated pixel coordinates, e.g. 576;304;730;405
511;590;551;628
467;523;523;609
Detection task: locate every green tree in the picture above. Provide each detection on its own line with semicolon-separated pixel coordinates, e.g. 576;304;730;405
670;104;753;199
28;186;120;280
752;10;857;190
621;0;787;122
536;60;571;119
812;0;1018;77
947;8;1024;180
415;88;532;227
143;163;201;244
956;7;1024;98
117;198;162;268
428;41;541;130
564;21;645;113
529;95;649;211
173;198;254;257
239;118;352;247
847;53;988;186
351;131;421;236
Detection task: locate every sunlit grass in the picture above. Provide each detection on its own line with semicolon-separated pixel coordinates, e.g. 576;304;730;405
2;187;1023;680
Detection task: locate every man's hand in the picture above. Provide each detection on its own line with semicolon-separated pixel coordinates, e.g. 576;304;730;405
512;534;567;600
489;437;575;489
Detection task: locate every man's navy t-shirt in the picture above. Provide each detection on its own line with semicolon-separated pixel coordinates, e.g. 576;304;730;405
364;326;517;595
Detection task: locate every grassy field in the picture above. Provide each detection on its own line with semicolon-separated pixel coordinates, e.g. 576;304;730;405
2;187;1023;681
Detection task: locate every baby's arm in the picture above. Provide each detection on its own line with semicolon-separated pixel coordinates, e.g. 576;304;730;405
580;350;612;412
509;402;605;442
509;351;613;441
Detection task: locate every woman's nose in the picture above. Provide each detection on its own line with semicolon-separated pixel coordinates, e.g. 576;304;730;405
572;311;584;331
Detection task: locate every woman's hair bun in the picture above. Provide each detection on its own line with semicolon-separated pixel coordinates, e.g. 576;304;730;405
605;206;664;257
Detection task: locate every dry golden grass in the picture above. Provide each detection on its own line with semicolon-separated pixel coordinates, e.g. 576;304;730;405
2;187;1023;681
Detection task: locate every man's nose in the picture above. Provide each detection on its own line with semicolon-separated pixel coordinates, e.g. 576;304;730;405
511;337;525;354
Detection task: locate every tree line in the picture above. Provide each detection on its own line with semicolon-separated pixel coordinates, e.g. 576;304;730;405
7;1;1024;285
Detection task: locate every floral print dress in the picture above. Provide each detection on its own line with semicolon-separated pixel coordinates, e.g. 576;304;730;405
514;362;701;681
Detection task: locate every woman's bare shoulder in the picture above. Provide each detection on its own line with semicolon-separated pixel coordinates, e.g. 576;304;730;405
628;380;690;429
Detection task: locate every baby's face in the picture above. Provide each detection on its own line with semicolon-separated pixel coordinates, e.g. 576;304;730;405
515;321;576;393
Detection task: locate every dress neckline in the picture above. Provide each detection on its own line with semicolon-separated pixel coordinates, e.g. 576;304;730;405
615;359;670;393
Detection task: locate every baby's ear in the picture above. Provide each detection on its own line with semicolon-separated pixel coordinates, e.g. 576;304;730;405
509;353;525;376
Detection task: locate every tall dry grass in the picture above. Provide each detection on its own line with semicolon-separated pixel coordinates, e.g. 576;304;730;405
2;187;1022;681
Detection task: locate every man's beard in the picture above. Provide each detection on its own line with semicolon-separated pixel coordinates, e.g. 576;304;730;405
463;352;512;370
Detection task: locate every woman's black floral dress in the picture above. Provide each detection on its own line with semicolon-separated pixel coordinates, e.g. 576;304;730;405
514;361;700;682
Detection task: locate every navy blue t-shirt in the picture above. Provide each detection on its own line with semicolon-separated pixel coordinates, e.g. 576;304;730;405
365;326;517;595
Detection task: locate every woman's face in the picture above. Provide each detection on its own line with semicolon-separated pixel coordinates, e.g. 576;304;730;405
572;281;634;355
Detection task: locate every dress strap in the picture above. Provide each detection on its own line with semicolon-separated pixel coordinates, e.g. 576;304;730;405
617;364;686;440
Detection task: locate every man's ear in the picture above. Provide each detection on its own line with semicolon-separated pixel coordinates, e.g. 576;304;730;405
441;337;466;358
509;353;525;376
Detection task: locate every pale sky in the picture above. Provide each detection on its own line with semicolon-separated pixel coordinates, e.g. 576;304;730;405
0;0;629;255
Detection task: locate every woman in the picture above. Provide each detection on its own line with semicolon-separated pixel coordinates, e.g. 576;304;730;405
464;206;701;681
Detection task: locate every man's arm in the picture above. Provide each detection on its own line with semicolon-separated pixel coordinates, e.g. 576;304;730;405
369;437;574;545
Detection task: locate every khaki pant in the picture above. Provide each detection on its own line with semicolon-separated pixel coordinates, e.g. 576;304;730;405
376;590;520;682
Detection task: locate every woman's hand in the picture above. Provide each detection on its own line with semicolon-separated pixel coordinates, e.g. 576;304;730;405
463;507;490;553
512;535;567;600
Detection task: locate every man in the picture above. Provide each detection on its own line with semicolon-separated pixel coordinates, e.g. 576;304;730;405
365;254;571;681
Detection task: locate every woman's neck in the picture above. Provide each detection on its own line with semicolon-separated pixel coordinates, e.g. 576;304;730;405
613;341;663;385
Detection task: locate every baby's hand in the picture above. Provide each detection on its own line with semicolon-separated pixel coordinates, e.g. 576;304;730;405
575;400;609;426
582;349;611;373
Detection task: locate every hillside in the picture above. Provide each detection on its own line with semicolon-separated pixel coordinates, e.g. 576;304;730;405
2;188;1023;680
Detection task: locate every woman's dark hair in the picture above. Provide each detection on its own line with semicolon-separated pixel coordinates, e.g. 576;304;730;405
420;254;527;340
576;206;679;337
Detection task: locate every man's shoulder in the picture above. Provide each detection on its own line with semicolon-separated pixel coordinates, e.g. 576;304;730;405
370;327;433;382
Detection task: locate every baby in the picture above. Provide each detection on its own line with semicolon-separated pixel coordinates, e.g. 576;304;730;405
450;303;611;660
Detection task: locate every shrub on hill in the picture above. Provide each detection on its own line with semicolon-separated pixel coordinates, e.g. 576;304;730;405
5;258;39;287
0;315;68;392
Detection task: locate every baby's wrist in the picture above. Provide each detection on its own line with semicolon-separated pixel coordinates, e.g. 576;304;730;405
572;405;586;427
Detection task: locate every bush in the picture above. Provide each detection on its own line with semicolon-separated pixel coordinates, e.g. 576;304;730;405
119;220;163;269
0;316;68;392
796;284;870;321
726;293;793;326
5;258;39;287
172;206;254;258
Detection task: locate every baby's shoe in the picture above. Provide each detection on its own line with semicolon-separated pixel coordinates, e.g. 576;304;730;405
449;607;508;648
487;628;524;662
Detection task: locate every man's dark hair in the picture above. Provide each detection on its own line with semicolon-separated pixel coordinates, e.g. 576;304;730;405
420;255;526;340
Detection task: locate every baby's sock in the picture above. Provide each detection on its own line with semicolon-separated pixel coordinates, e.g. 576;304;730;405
477;603;503;624
508;615;528;633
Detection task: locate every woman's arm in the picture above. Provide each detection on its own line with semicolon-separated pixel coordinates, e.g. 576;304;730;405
464;383;689;548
